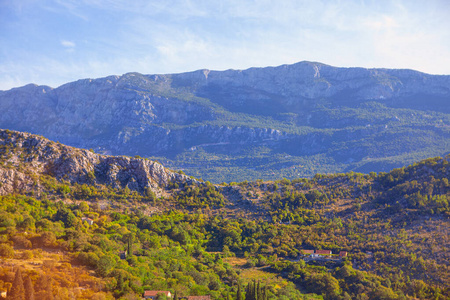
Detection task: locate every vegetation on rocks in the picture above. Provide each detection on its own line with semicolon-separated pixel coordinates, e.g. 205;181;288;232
0;129;449;299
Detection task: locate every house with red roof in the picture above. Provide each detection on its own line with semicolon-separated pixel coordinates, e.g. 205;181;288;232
144;290;172;299
339;251;348;258
81;217;94;225
315;250;332;256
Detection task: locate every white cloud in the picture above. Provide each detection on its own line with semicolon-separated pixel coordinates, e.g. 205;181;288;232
363;15;399;31
61;40;76;48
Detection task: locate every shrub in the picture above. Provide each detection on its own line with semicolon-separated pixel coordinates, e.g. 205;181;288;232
0;243;15;258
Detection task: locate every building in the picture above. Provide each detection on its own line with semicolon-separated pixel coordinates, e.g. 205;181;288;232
144;291;172;299
315;250;332;256
81;217;94;225
187;296;211;300
119;250;127;259
0;290;6;298
339;251;348;258
300;250;315;255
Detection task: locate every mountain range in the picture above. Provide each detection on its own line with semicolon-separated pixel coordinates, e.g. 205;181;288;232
1;61;449;182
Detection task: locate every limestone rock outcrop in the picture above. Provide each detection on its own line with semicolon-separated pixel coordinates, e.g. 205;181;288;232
0;129;196;196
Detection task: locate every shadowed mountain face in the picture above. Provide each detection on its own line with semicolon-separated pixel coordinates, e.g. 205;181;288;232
1;61;449;182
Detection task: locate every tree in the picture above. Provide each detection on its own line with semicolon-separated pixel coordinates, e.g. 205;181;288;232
306;273;340;298
144;187;156;203
21;216;35;231
46;278;54;300
123;233;134;255
79;201;89;212
24;276;35;300
9;268;25;300
155;293;168;300
96;255;116;277
0;243;14;258
245;280;266;300
369;285;397;300
245;281;255;300
41;231;57;247
31;274;52;300
54;207;78;228
237;282;243;300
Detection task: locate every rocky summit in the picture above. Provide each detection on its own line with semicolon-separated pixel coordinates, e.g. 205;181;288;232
0;61;449;182
0;129;196;196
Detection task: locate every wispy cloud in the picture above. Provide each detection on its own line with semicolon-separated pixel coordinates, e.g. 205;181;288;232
49;0;89;21
61;40;76;48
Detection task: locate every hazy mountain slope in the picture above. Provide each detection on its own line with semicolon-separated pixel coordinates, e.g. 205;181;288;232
1;61;449;182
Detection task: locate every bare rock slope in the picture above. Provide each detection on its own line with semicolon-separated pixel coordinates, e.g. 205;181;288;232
0;129;195;196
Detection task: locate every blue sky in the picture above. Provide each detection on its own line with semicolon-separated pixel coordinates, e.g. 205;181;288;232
1;0;449;90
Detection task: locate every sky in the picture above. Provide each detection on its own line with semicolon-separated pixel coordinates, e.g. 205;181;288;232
1;0;450;90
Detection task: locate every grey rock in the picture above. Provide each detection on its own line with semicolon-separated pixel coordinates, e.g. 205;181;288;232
0;129;197;196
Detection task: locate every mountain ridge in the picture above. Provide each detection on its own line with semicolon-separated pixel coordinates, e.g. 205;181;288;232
1;61;449;182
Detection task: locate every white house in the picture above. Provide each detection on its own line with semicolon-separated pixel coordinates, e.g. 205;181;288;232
81;217;94;225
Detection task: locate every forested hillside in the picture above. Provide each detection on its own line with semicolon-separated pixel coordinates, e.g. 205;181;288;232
0;129;449;299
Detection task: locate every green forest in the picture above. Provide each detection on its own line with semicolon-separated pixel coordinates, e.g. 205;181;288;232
0;130;449;299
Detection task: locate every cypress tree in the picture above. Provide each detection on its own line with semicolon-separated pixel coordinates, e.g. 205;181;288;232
24;276;35;300
237;282;243;300
9;268;25;300
245;281;251;300
36;274;46;289
125;233;134;256
246;281;257;300
35;274;51;300
245;282;249;300
45;277;53;300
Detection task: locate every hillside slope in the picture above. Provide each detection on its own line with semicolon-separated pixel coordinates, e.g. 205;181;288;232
0;61;449;182
0;129;449;299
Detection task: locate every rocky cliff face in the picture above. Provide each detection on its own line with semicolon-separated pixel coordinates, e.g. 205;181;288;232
0;61;449;182
1;61;448;141
0;129;196;196
175;61;450;101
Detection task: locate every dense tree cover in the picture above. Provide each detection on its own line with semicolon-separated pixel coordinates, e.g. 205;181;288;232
0;151;449;299
375;157;450;217
171;182;227;209
0;193;311;299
